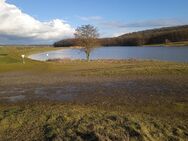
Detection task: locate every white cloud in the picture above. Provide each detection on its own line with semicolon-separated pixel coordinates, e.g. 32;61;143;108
99;19;188;29
0;0;75;44
77;16;103;21
97;19;188;37
112;32;129;37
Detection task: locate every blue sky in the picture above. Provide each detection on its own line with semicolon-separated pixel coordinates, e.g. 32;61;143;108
7;0;188;21
1;0;188;44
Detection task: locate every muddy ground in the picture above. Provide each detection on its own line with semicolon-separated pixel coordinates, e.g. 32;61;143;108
0;72;187;113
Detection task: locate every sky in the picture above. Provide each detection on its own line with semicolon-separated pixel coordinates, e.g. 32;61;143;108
0;0;188;44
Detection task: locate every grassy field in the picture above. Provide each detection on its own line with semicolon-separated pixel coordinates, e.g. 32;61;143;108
0;46;188;141
146;41;188;47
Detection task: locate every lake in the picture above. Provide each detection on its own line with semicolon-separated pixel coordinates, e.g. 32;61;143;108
29;46;188;62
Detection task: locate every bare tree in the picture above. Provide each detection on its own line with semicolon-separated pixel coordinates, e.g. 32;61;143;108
74;24;99;61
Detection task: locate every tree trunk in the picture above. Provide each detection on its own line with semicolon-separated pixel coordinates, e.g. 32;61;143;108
86;52;90;61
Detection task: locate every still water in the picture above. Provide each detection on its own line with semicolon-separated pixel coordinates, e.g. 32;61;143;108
29;46;188;62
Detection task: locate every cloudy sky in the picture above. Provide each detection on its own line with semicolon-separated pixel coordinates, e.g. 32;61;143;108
0;0;188;44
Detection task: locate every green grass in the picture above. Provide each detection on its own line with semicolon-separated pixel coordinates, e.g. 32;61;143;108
145;41;188;47
0;46;188;75
0;46;188;141
0;103;187;141
0;46;58;72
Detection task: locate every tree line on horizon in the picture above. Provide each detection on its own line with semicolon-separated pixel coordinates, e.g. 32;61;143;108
54;25;188;47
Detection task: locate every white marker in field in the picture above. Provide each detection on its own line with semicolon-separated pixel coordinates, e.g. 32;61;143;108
46;53;49;57
21;54;25;64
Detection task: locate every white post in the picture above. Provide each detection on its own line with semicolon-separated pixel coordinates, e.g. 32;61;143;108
21;54;25;64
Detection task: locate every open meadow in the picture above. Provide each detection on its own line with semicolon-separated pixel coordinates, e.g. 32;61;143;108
0;47;188;141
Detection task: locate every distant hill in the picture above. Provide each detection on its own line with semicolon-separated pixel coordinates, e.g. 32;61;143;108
54;25;188;47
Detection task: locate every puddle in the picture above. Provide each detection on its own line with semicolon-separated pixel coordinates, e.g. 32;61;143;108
3;95;25;102
34;86;79;101
0;89;25;95
0;80;178;103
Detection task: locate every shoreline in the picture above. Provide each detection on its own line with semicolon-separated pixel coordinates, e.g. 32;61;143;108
27;46;188;63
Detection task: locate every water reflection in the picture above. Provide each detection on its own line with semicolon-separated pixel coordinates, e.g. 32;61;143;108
29;47;188;62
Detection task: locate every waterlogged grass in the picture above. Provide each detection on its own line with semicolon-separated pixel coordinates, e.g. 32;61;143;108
0;47;188;141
